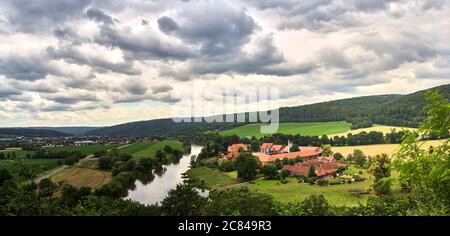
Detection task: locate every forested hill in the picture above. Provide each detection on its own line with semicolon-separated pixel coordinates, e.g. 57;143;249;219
33;127;100;136
0;128;72;137
87;84;450;137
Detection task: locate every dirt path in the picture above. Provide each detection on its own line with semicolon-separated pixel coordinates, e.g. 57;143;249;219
33;143;131;184
34;165;69;183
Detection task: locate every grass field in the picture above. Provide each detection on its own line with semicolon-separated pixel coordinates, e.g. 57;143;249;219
241;177;372;207
121;140;184;160
187;167;238;189
52;166;111;189
0;149;34;158
219;121;351;138
329;124;417;137
0;159;63;182
117;142;153;154
187;166;405;207
44;144;122;156
331;139;446;157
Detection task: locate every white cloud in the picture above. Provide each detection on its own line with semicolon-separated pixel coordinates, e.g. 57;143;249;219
0;0;449;126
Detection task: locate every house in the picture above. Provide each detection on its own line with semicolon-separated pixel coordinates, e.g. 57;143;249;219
260;143;289;154
253;146;323;164
227;143;248;153
260;143;274;154
282;157;340;177
296;146;322;160
221;143;248;160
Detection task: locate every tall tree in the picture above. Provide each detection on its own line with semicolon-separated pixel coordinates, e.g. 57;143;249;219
394;90;450;215
235;153;259;180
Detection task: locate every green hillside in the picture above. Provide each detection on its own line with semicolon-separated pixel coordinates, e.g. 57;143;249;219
86;84;450;137
120;140;183;160
220;121;350;138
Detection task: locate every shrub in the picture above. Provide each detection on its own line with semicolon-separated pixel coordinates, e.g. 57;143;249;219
317;178;329;186
64;157;79;166
219;159;236;172
353;175;366;182
329;179;343;185
263;164;278;179
308;177;318;185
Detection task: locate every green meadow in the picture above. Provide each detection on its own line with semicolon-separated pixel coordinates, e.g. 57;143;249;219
0;149;34;158
186;167;238;189
44;144;122;156
0;159;63;182
120;140;184;160
187;166;401;207
219;121;351;138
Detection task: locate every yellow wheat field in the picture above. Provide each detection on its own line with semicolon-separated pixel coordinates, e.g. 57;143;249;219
52;166;112;189
328;125;417;138
331;139;446;157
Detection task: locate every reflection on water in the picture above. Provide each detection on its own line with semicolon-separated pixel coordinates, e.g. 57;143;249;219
126;145;204;205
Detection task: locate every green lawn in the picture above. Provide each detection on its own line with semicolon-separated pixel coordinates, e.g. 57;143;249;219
241;177;371;207
117;142;153;154
219;121;351;138
0;159;63;182
44;144;121;156
121;140;184;160
187;167;238;189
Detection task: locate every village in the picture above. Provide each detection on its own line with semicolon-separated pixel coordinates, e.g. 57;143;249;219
220;142;348;183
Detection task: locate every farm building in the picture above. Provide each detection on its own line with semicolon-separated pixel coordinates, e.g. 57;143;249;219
227;143;248;153
253;145;323;163
282;157;341;177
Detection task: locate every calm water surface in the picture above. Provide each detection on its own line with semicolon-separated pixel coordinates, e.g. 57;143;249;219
126;145;207;205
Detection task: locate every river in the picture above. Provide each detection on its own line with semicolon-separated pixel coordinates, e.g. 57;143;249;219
126;144;207;205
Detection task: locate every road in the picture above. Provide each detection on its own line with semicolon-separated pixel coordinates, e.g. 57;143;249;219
34;165;69;183
34;154;94;183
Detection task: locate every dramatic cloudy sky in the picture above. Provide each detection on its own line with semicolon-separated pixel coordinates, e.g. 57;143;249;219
0;0;449;127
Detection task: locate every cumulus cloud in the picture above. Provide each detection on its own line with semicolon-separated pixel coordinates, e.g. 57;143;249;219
1;0;92;32
0;0;448;126
86;8;114;24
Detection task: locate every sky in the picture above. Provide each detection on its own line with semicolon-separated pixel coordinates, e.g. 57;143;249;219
0;0;449;127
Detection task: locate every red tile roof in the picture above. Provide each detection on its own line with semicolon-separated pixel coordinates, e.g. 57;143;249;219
297;146;322;157
226;152;239;159
282;158;339;177
260;143;273;149
228;143;247;152
271;144;284;152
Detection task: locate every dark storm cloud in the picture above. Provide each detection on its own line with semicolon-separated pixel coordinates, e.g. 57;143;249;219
157;3;257;56
157;16;179;33
125;82;148;95
2;0;92;32
151;85;173;94
46;45;141;75
9;80;59;93
161;34;314;79
250;0;400;31
86;8;114;24
0;87;21;99
353;0;397;12
95;25;196;60
0;56;60;81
